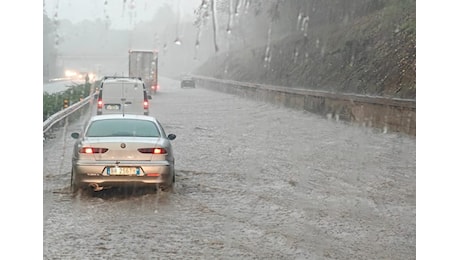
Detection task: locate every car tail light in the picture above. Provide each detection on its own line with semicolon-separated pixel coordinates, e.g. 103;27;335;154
79;147;108;154
152;85;159;91
138;148;167;154
143;100;149;109
146;173;160;177
97;99;103;109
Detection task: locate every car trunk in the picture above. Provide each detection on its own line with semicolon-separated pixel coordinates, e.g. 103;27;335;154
83;137;164;161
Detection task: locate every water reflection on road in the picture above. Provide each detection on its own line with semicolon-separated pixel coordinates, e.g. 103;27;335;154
43;77;416;259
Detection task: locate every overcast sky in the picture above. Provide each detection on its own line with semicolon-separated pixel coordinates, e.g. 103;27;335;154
43;0;202;29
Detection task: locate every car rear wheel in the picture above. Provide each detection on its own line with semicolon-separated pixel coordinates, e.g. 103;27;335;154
70;170;78;194
159;182;174;192
159;171;175;192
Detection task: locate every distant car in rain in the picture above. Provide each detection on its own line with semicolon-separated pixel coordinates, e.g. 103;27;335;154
70;114;177;193
180;75;196;88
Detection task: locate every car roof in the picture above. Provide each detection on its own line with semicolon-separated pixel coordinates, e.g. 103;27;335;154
101;76;142;82
99;77;146;91
89;114;158;122
103;78;142;83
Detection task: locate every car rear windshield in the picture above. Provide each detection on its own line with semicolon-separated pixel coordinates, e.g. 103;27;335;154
86;119;160;137
102;82;143;98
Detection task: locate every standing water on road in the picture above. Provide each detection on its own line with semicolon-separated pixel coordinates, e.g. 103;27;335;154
43;77;415;259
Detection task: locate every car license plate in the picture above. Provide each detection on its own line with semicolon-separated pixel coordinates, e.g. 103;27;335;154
105;104;121;110
107;167;139;176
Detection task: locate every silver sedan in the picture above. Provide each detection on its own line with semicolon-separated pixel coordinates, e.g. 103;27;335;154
70;114;176;193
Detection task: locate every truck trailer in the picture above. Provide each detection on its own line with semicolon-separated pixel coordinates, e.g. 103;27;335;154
128;49;159;95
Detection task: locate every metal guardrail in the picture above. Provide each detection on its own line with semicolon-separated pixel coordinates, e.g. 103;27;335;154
192;75;416;135
44;76;416;135
192;75;416;107
43;93;95;134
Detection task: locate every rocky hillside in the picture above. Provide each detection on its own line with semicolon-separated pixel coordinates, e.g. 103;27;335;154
194;0;415;99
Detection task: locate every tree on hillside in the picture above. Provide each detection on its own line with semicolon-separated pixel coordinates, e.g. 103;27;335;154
43;14;58;81
193;0;415;98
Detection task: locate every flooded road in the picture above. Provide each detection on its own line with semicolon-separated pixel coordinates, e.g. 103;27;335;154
43;79;86;94
43;77;415;259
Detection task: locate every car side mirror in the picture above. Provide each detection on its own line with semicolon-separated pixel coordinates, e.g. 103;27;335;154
71;132;80;139
167;134;176;140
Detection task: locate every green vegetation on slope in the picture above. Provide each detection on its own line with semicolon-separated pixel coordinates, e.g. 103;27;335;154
43;82;92;121
195;0;415;99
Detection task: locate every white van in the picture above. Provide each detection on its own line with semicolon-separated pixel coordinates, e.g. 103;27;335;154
96;77;151;116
